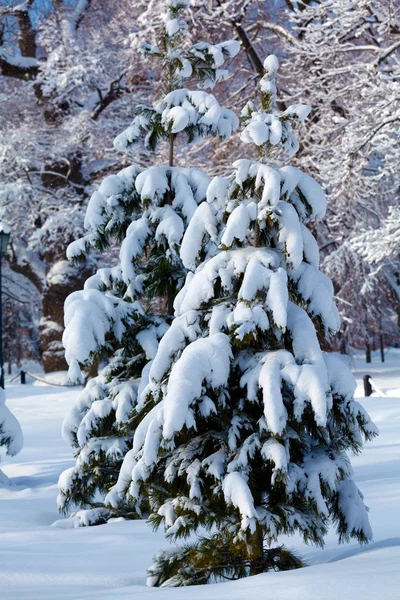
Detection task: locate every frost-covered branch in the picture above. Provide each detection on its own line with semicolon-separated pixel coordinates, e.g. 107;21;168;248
0;50;39;79
68;0;93;36
352;116;400;155
89;72;128;120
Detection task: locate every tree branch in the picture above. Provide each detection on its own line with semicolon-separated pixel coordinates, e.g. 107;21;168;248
0;51;39;80
377;39;400;64
88;72;128;120
214;0;264;75
1;289;28;304
258;22;298;46
66;0;93;38
352;116;400;155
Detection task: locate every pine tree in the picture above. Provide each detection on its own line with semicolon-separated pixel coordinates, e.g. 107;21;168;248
0;222;23;487
57;0;239;525
114;55;379;583
0;388;23;487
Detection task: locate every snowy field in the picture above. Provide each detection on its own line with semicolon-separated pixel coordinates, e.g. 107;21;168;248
0;349;399;600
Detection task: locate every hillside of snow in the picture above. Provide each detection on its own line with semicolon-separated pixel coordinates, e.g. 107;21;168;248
0;349;399;600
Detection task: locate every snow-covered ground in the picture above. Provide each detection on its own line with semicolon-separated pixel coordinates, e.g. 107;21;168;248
1;349;399;600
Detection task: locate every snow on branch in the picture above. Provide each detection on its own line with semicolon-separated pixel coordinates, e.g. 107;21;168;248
66;0;93;37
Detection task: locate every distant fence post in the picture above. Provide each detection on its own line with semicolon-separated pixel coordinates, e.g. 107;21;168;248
363;375;372;397
20;370;26;384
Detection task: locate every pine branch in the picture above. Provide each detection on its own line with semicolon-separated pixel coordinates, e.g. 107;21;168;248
351;116;400;155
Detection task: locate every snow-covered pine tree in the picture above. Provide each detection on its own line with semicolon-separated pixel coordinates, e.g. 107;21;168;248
113;55;379;583
0;388;23;488
57;0;239;525
0;221;23;487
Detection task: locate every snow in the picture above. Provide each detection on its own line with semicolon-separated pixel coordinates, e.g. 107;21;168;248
258;352;289;434
167;0;189;8
296;172;327;220
0;50;39;69
176;248;280;315
119;218;150;284
0;388;23;479
0;349;400;598
147;310;201;387
220;203;252;247
261;439;287;483
163;105;190;132
46;260;77;286
63;289;120;380
283;104;312;123
263;54;279;76
256;165;281;208
161;333;232;440
337;478;373;541
180;202;217;269
222;471;258;530
275;201;303;269
115;90;238;152
301;224;320;267
290;263;341;333
154;205;184;248
0;220;11;234
165;18;181;37
266;267;288;329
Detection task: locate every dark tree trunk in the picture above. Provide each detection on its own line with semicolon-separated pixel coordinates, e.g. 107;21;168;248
365;342;371;364
167;283;175;316
249;525;264;576
363;375;373;397
339;332;346;354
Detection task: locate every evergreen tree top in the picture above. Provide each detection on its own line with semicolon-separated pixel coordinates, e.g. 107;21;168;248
138;0;240;91
240;55;311;162
114;1;240;154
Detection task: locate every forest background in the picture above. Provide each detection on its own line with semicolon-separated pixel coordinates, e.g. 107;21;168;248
0;0;399;374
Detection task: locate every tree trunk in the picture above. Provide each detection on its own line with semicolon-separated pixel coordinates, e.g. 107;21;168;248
169;134;174;168
167;283;175;316
253;221;260;248
365;342;371;364
380;334;385;363
249;524;264;576
339;332;346;354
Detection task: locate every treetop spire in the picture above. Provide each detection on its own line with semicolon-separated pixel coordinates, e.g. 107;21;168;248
114;0;240;155
260;54;279;112
240;54;311;162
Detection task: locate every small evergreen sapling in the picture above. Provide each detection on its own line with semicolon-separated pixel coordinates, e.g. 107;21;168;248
57;0;239;524
115;55;378;583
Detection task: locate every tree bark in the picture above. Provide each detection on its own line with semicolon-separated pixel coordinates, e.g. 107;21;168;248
380;333;385;363
365;341;371;364
253;222;260;248
167;283;175;316
249;524;264;576
16;4;37;58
